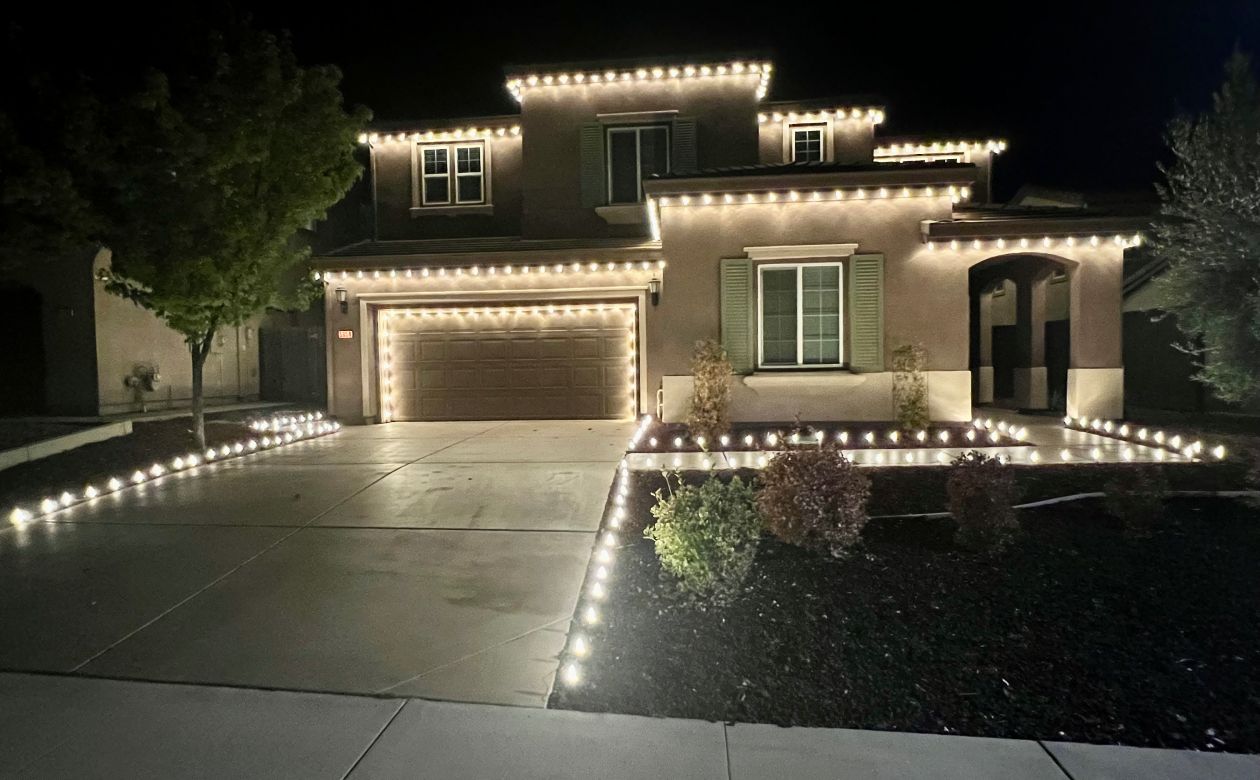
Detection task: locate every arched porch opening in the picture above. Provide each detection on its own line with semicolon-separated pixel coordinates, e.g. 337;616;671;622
969;253;1074;413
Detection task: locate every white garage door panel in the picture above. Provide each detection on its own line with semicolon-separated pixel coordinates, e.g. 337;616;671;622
384;306;635;421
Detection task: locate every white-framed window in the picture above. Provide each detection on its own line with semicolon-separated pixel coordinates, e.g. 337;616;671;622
417;141;487;206
757;263;844;367
607;125;670;204
790;124;825;163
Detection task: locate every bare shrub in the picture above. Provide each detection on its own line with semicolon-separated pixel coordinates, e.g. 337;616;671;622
686;339;732;447
756;445;871;555
891;343;929;431
947;451;1019;552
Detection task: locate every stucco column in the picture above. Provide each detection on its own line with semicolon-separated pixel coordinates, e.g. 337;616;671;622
975;288;994;404
1066;248;1125;419
1012;272;1049;409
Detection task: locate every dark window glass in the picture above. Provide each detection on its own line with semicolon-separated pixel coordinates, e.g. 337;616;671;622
609;130;640;204
424;176;449;203
793;128;823;162
457;176;482;202
761;269;798;365
424;148;448;174
640;127;669;181
456;146;481;173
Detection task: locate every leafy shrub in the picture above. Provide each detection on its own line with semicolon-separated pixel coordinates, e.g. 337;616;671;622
947;451;1019;552
891;343;929;431
756;445;871;555
686;339;732;446
646;474;761;602
1104;467;1168;537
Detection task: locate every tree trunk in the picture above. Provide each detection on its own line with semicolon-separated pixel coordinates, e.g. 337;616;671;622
190;332;215;450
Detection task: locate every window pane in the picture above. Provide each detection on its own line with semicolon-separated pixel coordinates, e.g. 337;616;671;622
801;265;840;364
793;128;823;162
457;175;482;202
640;127;669;179
761;269;798;365
456;146;481;173
608;130;640;203
424;176;449;203
424;148;448;175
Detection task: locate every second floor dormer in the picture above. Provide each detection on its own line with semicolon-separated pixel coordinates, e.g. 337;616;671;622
356;55;1003;244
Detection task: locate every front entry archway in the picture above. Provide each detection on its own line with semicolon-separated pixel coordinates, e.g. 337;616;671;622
969;254;1074;413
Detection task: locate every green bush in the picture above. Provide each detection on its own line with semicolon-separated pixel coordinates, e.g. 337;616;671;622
646;475;761;602
756;445;871;556
1104;467;1168;537
947;451;1019;552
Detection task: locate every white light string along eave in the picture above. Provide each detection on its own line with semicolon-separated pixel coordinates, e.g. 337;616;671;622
315;259;666;284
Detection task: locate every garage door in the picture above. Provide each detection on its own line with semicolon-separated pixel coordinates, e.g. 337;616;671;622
378;303;637;421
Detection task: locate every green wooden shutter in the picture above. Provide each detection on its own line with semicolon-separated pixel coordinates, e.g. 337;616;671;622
671;118;698;174
579;123;606;207
720;258;755;374
848;254;885;372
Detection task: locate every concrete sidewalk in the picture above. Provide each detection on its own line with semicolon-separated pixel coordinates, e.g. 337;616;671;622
2;673;1256;779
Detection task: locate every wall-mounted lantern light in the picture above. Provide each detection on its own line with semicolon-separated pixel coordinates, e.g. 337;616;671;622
648;278;661;306
336;288;348;314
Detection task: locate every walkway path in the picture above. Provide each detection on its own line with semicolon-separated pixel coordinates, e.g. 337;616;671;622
2;672;1255;779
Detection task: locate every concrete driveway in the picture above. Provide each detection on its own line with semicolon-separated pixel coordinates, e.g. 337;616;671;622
0;420;630;706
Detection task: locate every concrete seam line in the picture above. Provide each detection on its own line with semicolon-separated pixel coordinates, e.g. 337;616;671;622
68;458;412;673
1037;740;1079;779
373;614;570;695
868;489;1260;521
339;699;408;780
723;723;734;780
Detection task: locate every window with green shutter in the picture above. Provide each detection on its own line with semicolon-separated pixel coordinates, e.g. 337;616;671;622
847;254;885;372
579;123;606;207
720;259;754;374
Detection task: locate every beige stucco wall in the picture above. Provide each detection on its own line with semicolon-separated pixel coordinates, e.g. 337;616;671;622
757;117;876;164
372;133;524;241
91;251;260;415
520;78;761;239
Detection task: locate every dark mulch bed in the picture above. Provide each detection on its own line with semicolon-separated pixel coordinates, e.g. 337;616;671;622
551;471;1260;753
618;462;1251;530
0;413;277;512
632;419;1026;452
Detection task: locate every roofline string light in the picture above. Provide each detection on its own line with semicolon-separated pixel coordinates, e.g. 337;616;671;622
926;234;1143;251
759;107;885;125
507;61;773;102
358;126;520;145
7;413;340;527
315;259;666;283
1063;416;1227;461
561;456;634;688
376;304;640;424
656;185;972;207
874;139;1007;160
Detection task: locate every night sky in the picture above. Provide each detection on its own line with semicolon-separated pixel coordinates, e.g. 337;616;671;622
9;1;1259;202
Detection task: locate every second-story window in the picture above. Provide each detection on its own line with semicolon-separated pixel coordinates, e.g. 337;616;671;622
790;125;825;163
607;125;669;204
419;142;486;206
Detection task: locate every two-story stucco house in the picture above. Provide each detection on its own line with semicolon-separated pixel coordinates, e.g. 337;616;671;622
314;56;1145;425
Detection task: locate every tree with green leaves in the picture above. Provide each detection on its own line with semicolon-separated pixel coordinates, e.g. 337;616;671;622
1151;51;1260;405
83;22;369;446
